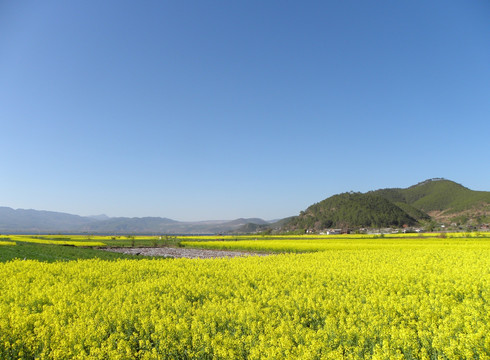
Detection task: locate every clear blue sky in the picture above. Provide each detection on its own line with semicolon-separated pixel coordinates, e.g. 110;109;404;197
1;1;489;221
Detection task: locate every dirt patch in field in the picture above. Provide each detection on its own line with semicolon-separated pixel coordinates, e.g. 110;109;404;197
103;247;268;259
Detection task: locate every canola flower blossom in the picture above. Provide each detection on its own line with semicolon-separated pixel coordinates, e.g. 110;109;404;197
1;239;490;359
181;237;490;253
0;240;16;246
4;235;105;247
178;232;488;241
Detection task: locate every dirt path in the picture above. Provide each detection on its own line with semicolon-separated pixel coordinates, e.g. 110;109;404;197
103;247;268;259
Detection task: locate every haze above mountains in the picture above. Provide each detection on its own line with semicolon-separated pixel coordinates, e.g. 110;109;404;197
1;179;489;234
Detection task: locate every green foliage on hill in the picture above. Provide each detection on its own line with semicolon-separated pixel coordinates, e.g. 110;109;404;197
371;188;407;203
393;202;431;222
283;179;490;232
287;192;417;231
373;179;490;215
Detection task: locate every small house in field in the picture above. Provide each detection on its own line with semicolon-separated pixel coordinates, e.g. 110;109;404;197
326;229;342;235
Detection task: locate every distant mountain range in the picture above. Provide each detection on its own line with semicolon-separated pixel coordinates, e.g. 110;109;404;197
1;179;488;234
0;207;271;234
283;179;490;232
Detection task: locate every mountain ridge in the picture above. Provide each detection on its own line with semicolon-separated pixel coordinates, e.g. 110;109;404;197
284;192;418;231
282;179;489;232
1;179;488;234
372;179;490;219
0;207;270;234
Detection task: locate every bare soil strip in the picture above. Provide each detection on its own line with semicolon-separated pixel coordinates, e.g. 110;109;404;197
103;247;268;259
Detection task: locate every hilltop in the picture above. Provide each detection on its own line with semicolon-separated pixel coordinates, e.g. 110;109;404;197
372;179;490;223
281;179;489;232
284;192;418;232
1;179;488;234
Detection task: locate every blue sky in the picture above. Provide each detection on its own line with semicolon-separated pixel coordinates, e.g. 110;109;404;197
1;1;489;221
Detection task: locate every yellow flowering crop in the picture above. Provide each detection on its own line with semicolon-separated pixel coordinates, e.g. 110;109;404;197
6;235;105;247
181;237;490;253
0;240;16;246
1;239;490;359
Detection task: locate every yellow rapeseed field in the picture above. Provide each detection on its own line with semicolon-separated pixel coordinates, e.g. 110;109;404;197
0;240;16;246
181;237;490;253
6;235;105;247
1;237;490;359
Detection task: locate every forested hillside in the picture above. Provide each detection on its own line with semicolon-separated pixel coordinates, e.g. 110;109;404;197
286;192;417;231
283;179;490;232
372;179;490;222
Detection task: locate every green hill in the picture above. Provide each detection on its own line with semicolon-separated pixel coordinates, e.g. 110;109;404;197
393;202;431;222
372;179;490;222
283;179;489;232
286;192;417;231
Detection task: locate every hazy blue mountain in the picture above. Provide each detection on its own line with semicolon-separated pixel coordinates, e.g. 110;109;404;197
88;214;111;221
0;207;98;232
225;218;269;226
78;217;179;233
0;207;270;234
3;179;486;234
